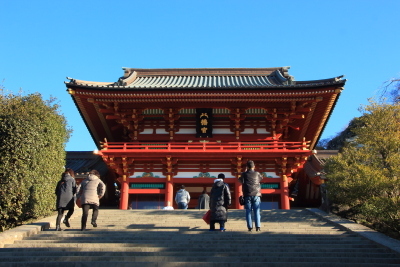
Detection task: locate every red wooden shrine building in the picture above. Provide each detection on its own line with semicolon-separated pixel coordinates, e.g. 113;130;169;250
65;67;345;210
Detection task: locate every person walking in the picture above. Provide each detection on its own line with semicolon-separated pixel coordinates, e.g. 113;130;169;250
55;168;77;231
77;170;106;231
196;190;210;210
238;160;263;232
175;185;190;209
209;175;231;231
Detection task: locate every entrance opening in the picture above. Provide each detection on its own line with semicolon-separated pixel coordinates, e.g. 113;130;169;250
130;194;165;209
261;194;280;209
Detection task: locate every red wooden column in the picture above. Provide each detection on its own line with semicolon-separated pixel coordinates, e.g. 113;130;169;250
165;175;174;207
162;156;176;208
280;175;290;210
234;156;244;209
119;175;129;210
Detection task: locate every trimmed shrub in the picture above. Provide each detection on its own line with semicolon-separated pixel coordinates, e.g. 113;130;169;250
0;91;71;231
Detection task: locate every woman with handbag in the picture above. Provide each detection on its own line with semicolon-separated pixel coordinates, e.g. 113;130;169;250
76;170;106;231
55;168;77;231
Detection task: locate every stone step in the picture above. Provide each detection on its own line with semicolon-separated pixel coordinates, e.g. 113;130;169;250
22;234;363;241
0;246;392;253
0;262;398;267
42;229;353;235
0;251;397;258
0;255;399;264
4;242;382;249
11;241;374;247
11;234;369;243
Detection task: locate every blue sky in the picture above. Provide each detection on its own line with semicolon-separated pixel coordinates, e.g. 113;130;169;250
1;0;399;151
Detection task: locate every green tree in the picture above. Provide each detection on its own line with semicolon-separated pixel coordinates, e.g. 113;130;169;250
324;100;400;235
0;89;71;231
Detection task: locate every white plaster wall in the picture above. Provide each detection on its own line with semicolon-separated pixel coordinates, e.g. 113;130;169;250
140;129;153;134
156;128;169;134
212;128;234;134
174;172;233;178
241;128;254;134
256;128;270;134
262;172;280;178
130;172;166;178
175;128;196;134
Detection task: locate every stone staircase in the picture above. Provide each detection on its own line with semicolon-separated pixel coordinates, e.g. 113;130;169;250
1;209;400;266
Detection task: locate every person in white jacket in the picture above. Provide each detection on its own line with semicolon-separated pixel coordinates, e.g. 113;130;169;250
175;185;190;209
77;170;106;231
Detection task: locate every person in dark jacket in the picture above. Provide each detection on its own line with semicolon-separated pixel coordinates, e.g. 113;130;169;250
55;168;77;231
238;160;263;232
209;175;231;232
77;169;106;231
196;190;210;210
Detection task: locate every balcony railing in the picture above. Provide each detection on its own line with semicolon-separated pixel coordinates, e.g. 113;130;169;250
99;141;310;153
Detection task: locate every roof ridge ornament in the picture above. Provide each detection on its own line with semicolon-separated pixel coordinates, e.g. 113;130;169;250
66;77;76;85
115;77;127;86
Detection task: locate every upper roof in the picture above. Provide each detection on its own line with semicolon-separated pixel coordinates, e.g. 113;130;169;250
66;67;346;90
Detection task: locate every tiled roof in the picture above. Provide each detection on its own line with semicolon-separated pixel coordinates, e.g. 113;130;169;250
65;67;346;89
125;68;291;88
66;151;108;177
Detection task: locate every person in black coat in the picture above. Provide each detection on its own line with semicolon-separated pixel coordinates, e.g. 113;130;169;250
238;160;263;232
55;168;77;231
209;175;231;232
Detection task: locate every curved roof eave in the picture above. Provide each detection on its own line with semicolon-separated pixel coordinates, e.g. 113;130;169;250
64;68;346;91
65;80;346;90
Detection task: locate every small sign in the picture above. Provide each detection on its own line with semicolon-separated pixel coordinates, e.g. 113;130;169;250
261;183;280;189
130;183;165;189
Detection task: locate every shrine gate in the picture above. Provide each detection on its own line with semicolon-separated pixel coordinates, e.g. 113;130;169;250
65;67;345;210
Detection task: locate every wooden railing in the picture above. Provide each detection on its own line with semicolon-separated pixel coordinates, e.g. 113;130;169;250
100;141;310;152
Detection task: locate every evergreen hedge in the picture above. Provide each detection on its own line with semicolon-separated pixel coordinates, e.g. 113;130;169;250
0;91;71;231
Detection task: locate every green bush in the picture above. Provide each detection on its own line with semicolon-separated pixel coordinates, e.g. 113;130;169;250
0;91;71;231
325;100;400;237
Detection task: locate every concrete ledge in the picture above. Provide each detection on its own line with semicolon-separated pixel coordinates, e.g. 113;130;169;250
0;210;81;248
0;215;55;248
307;208;400;255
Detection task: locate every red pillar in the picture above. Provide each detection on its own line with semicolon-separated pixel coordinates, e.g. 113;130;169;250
280;176;290;210
119;176;129;210
235;180;243;209
165;176;174;207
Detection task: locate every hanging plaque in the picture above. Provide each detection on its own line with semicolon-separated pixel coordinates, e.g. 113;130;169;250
196;108;213;138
